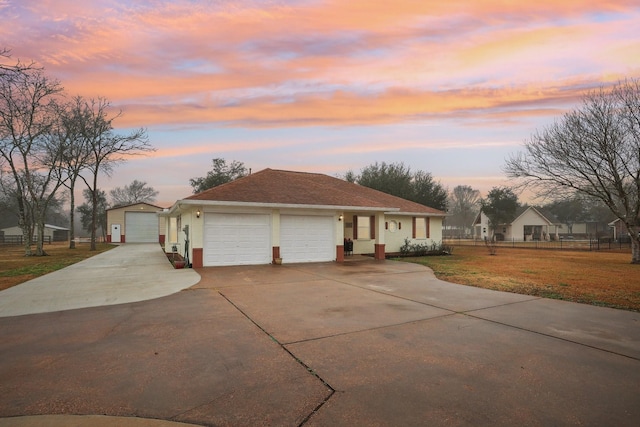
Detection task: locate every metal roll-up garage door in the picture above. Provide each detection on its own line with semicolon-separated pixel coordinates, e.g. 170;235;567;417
204;213;271;266
280;215;334;263
124;212;158;243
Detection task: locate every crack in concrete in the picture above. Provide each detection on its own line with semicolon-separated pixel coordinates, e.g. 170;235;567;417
217;291;336;427
463;312;640;362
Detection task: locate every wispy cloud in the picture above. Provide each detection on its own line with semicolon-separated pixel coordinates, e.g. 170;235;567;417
2;0;639;201
4;0;637;130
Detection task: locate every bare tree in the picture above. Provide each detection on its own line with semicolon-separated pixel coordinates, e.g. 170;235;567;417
0;48;34;75
110;179;158;207
27;127;69;255
448;185;481;237
77;98;154;250
505;78;640;263
55;97;95;248
0;171;31;233
0;55;64;255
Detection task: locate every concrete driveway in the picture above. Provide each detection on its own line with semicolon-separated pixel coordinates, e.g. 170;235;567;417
0;244;200;317
0;248;639;426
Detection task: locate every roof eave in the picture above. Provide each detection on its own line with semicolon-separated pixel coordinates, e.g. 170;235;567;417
389;211;448;217
162;199;400;214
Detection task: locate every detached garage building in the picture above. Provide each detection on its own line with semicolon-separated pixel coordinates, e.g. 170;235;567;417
160;169;446;268
106;202;166;244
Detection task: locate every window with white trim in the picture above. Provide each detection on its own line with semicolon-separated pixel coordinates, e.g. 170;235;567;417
356;215;371;239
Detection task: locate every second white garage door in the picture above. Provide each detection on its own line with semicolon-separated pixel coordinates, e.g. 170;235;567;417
125;212;158;243
280;215;335;263
204;213;271;266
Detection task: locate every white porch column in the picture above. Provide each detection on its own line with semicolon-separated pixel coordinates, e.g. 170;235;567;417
271;209;281;262
336;212;345;262
374;212;386;260
335;212;345;245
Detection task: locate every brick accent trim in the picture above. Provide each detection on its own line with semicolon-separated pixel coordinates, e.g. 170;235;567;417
192;248;203;268
374;243;385;260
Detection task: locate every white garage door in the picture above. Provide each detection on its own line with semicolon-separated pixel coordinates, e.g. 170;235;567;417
125;212;158;243
204;213;271;266
280;215;334;263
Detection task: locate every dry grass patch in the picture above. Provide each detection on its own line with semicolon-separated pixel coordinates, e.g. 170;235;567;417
405;245;640;312
0;242;115;291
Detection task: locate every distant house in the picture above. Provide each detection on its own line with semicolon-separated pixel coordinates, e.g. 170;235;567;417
559;221;613;239
106;202;166;244
0;224;70;242
472;206;562;241
608;218;637;241
159;168;446;267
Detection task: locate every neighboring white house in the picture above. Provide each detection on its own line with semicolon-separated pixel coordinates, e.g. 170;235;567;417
473;206;562;241
0;224;70;242
609;218;638;240
160;168;447;267
106;202;166;244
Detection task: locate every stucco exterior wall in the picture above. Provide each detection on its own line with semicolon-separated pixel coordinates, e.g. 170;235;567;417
163;205;443;265
345;213;443;254
383;215;410;252
106;203;164;243
429;216;443;243
384;216;444;252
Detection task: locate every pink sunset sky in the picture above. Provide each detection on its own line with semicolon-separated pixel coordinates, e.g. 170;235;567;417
2;0;639;207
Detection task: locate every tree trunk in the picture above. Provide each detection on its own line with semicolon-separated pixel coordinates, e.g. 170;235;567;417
630;232;640;264
16;194;32;256
20;220;32;256
35;220;48;256
90;175;97;251
68;183;76;249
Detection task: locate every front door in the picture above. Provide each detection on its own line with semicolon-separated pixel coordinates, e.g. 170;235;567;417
111;224;121;243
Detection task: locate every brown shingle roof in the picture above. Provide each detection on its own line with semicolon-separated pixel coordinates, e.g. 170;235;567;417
185;168;444;215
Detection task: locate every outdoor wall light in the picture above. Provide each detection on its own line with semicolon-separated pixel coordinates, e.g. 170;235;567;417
196;209;201;218
338;215;343;221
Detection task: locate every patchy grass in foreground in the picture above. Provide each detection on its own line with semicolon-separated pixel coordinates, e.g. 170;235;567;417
402;245;640;312
0;242;115;291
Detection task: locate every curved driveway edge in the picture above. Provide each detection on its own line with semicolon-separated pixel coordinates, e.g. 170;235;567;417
0;244;200;317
